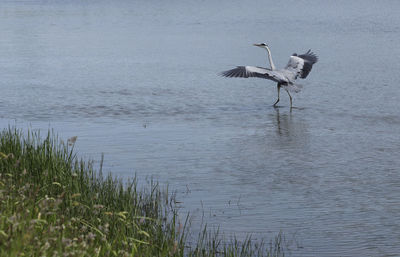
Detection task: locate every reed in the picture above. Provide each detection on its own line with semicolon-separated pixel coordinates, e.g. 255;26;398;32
0;127;285;257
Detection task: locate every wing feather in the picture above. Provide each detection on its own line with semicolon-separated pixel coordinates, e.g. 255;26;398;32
285;49;318;79
220;66;283;83
298;49;318;78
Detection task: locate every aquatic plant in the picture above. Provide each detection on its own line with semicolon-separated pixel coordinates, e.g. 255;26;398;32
0;128;285;256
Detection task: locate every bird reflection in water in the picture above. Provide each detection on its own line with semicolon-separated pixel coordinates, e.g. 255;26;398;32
271;108;309;148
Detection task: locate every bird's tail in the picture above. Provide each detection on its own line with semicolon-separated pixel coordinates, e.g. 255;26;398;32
282;83;303;93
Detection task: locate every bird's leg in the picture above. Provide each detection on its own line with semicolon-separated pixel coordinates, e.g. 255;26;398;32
285;89;293;108
273;84;280;107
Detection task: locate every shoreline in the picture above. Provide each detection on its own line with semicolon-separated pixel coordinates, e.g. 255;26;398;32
0;127;284;256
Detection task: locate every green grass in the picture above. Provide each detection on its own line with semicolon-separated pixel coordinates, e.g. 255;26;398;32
0;127;286;257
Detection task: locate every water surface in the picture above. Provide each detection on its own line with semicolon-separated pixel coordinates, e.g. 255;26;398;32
1;1;400;256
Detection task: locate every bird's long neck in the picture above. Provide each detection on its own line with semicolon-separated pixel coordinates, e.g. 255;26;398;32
265;46;276;70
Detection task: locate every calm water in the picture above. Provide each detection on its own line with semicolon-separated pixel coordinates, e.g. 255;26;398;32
1;0;400;256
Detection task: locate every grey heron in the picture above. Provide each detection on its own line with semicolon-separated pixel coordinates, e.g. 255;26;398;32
220;43;318;108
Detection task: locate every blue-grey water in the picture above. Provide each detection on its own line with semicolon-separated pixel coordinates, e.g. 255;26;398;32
1;0;400;256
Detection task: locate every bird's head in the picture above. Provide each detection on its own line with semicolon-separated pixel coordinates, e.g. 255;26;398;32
253;43;269;49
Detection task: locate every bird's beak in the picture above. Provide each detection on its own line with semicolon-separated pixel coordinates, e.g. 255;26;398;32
253;43;262;47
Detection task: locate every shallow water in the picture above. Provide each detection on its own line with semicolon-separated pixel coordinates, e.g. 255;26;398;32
1;0;400;256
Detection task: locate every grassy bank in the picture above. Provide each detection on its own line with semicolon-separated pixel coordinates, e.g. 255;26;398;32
0;128;285;257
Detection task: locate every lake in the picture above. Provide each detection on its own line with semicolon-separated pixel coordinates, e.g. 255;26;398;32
1;0;400;256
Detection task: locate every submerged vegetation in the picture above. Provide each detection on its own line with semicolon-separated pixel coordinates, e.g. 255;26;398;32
0;128;285;256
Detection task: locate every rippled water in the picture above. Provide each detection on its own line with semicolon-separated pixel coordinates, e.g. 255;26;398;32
1;0;400;256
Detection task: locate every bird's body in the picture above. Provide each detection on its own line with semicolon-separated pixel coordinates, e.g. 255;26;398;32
221;44;318;108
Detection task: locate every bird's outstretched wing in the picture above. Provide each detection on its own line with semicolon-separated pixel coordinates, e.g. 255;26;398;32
220;66;286;83
285;50;318;79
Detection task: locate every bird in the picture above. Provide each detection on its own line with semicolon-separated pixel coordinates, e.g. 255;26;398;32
220;43;318;108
